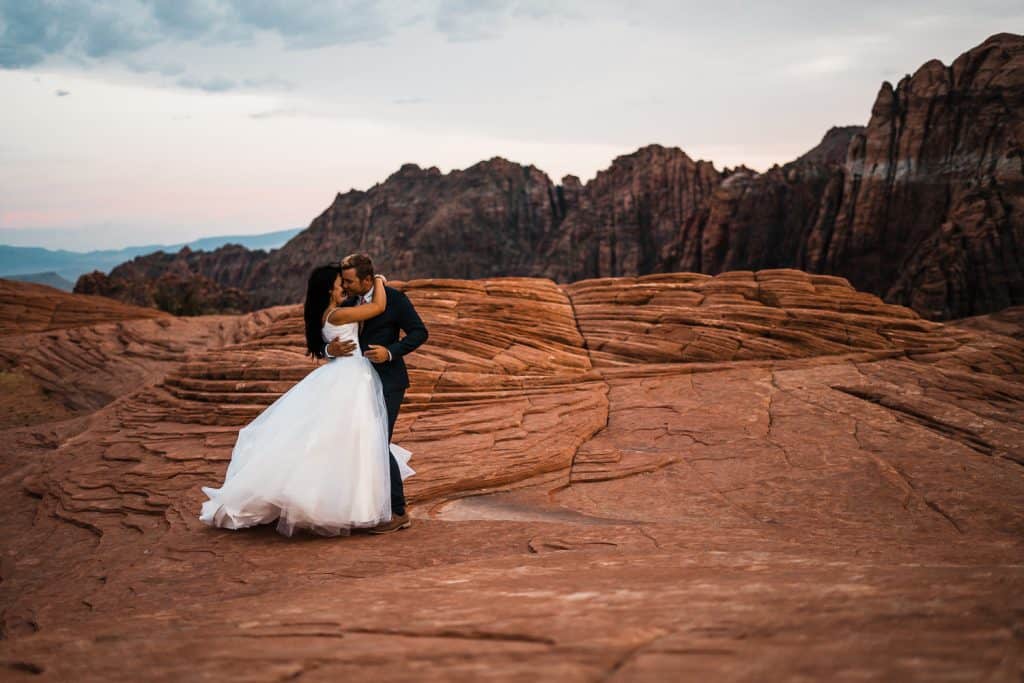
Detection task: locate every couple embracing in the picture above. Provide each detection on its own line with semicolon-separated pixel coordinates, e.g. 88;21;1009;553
199;253;428;536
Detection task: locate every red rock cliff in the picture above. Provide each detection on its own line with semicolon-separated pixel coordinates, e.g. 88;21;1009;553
76;34;1024;321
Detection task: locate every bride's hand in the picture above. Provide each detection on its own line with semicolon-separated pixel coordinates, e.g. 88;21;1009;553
375;274;387;284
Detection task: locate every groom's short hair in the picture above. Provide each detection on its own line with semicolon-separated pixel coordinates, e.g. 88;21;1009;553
340;253;374;280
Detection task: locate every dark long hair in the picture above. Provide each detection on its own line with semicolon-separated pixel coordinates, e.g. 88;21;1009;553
304;265;340;358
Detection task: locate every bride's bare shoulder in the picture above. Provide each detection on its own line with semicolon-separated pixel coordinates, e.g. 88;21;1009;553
326;306;355;325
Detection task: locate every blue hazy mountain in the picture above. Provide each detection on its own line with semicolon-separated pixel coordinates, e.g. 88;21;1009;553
3;271;76;291
0;228;301;283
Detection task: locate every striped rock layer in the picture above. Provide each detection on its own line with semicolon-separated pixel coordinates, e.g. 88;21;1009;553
2;271;1023;680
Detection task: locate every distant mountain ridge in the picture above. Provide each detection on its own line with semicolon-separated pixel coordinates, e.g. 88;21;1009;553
77;34;1024;320
0;228;301;283
2;271;75;291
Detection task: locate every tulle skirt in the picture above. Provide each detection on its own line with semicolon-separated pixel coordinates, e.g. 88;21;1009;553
199;355;414;536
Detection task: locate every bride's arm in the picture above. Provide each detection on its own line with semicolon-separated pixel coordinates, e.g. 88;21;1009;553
327;276;387;324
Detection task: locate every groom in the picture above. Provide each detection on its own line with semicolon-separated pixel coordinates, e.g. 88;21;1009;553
325;253;428;534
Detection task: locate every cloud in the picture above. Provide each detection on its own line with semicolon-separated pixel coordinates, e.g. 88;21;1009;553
176;74;292;93
249;107;301;120
434;0;571;42
55;89;70;96
0;0;578;76
229;0;392;49
0;0;155;68
0;1;79;68
124;58;187;77
148;0;236;40
0;0;397;70
435;0;513;42
785;55;856;77
176;75;237;93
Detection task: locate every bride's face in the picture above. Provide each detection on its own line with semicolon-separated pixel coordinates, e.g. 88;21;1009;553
329;274;343;304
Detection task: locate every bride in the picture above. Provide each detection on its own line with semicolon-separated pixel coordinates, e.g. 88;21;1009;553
199;265;413;536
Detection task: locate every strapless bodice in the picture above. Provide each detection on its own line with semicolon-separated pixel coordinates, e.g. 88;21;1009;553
322;321;362;358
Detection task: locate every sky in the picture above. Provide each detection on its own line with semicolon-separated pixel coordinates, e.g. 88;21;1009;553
1;1;1020;250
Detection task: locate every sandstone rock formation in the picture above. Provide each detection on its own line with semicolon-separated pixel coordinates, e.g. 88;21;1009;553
805;32;1024;320
74;246;259;314
0;277;167;335
3;272;1024;679
76;34;1024;322
539;144;721;280
0;279;255;430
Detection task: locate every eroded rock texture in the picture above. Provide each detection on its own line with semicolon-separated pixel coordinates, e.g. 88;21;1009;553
0;278;167;335
3;272;1024;680
76;34;1024;321
0;279;251;430
74;245;259;314
538;145;720;281
805;32;1024;319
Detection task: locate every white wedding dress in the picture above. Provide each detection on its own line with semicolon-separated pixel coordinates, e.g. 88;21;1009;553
199;318;414;536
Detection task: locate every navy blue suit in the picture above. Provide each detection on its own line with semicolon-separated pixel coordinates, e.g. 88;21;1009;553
342;286;427;515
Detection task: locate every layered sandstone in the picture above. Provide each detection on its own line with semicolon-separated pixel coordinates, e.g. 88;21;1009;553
0;279;253;429
567;269;949;367
0;277;167;335
3;272;1024;679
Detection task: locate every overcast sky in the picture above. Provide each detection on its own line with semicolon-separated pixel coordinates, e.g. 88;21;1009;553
1;1;1020;250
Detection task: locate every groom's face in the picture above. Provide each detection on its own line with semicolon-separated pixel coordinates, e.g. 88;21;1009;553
340;267;373;297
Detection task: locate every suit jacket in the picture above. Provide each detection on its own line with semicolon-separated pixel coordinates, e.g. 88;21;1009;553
342;286;428;393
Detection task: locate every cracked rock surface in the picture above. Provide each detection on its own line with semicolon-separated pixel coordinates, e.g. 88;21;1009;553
1;271;1023;681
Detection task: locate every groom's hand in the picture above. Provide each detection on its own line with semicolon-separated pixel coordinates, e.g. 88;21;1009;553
327;337;356;358
365;345;390;363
